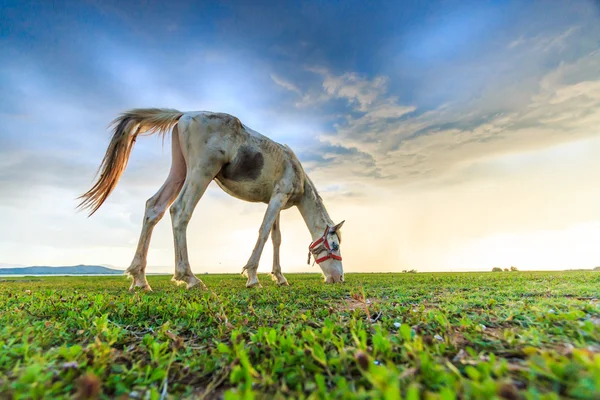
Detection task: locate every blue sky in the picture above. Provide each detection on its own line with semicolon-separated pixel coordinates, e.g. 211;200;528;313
1;0;600;273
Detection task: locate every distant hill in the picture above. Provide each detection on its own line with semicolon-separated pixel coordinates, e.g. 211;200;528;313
0;265;123;275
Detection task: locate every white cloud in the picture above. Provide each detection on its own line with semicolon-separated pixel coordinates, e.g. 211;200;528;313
507;26;580;53
270;73;302;95
301;47;600;190
321;73;387;111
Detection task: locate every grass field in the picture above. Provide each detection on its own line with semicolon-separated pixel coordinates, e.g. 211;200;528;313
1;271;599;399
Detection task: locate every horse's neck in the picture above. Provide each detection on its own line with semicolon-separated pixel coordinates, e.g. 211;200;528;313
297;179;333;241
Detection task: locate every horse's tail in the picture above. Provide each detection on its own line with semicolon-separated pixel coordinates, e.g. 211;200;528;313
77;108;184;216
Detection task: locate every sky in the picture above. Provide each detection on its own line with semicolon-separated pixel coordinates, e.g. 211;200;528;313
1;0;600;274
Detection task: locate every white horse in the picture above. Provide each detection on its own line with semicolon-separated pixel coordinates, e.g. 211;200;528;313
78;108;345;290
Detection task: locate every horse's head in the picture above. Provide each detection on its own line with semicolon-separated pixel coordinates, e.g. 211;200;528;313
308;220;345;283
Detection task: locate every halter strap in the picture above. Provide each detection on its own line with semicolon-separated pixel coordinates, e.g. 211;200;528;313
307;226;342;265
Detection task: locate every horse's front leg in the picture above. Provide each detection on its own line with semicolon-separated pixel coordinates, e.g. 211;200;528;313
270;213;289;286
242;191;291;288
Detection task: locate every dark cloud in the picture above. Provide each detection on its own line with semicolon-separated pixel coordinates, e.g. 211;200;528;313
298;144;373;163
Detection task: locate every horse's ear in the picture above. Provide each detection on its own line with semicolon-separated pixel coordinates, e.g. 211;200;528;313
332;220;345;232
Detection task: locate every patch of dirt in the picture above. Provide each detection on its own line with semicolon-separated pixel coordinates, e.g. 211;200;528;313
449;331;471;348
190;385;230;400
338;296;377;312
482;326;506;340
553;343;600;357
410;304;437;313
337;296;385;322
561;295;598;301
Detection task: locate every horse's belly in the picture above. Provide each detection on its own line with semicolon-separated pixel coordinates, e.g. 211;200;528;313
213;177;272;204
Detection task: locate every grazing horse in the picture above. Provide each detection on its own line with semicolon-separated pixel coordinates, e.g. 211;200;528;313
78;108;345;290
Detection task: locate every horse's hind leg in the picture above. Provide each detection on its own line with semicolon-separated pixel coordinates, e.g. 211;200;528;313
125;127;186;291
169;161;223;289
169;115;228;289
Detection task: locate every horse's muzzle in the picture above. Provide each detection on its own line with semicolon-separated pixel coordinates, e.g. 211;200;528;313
325;274;344;284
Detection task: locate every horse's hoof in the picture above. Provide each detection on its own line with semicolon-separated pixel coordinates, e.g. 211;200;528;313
271;273;288;286
181;275;206;290
187;281;207;290
129;284;152;292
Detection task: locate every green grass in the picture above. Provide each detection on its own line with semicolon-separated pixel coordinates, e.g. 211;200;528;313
1;271;599;399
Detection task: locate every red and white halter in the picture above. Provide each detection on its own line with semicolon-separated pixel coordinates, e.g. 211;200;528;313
307;226;342;265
